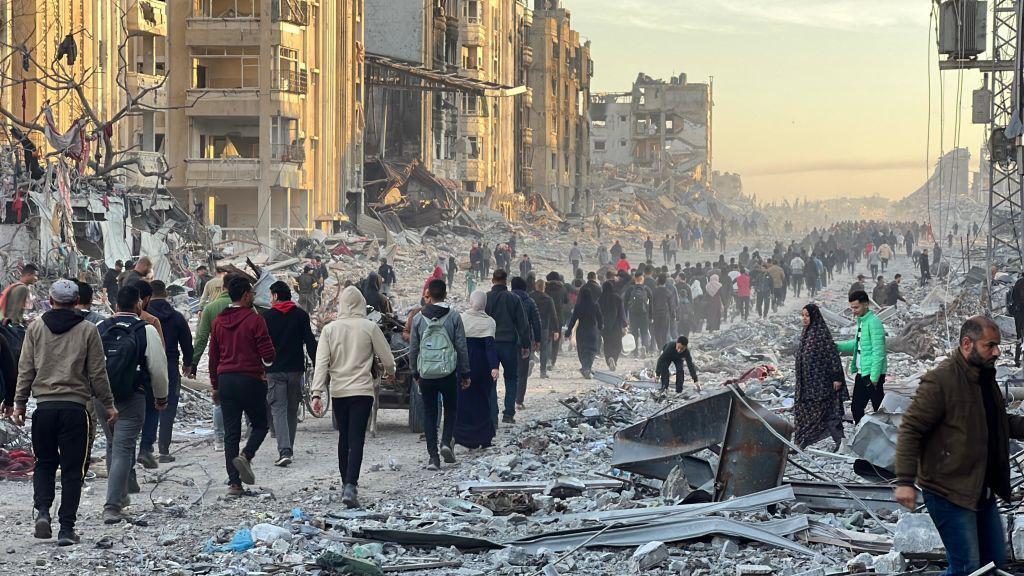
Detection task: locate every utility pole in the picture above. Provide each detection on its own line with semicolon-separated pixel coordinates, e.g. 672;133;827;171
938;0;1024;309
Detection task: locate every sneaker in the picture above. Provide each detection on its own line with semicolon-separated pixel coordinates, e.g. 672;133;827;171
33;509;51;539
426;455;441;471
226;484;245;498
214;439;225;452
137;450;158;470
274;454;292;467
103;507;126;525
233;454;256;485
56;528;80;546
440;444;456;464
342;484;360;509
158;453;176;464
128;474;141;494
501;414;515;424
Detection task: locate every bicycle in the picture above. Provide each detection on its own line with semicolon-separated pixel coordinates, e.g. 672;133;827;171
299;356;328;420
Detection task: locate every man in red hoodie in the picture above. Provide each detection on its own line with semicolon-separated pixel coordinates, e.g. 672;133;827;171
209;277;276;496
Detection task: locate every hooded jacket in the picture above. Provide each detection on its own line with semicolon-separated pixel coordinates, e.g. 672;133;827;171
512;289;542;345
262;300;317;373
208;305;276;389
312;287;395;398
544;278;570;327
836;309;887;383
192;290;231;367
409;303;471;380
14;308;114;410
147;298;194;367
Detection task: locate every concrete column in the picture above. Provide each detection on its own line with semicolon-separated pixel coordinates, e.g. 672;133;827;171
257;0;273;252
143;111;156;151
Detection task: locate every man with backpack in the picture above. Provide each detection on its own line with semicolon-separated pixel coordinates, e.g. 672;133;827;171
98;284;168;524
262;281;317;467
485;269;530;424
143;280;194;464
13;279;116;545
409;279;470;470
208;277;276;496
624;271;654;358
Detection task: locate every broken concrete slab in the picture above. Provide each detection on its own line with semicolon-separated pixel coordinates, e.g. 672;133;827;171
893;513;945;559
629;541;668;572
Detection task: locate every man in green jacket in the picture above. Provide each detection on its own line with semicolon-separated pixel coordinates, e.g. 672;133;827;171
836;290;886;423
188;275;237;451
894;316;1024;574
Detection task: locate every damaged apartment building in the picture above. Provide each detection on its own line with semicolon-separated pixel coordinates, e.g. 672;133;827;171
164;0;365;251
361;0;593;227
362;0;531;225
591;72;713;186
0;0;198;274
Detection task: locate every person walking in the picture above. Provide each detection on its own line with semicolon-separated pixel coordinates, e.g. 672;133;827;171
208;277;276;497
735;267;752;321
867;249;881;278
545;272;570;368
0;263;39;323
651;274;676;350
295;266;318;312
894;317;1024;575
518;254;533;279
598;280;626;371
919;249;931;286
529;279;559;379
836;290;887;423
793;304;847;450
456;291;499;449
789;254;805;298
311;286;395;508
262;281;317;467
485;270;530;424
644;236;654;262
569;242;583;276
886;274;908;309
13;279;117;545
378;258;397;295
510;277;541;409
623;271;653;357
190;273;238;451
655;336;699;393
103;260;123;307
704;275;723;332
447;255;458;288
565;290;603;379
142;280;193;464
871;276;886;307
756;263;773;319
118;257;151;288
98;285;169;524
409;279;470;469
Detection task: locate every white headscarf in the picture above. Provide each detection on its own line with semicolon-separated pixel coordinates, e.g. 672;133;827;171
706;274;722;297
461;289;496;338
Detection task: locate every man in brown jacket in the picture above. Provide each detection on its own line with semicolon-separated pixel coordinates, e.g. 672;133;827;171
895;316;1024;575
13;279;118;546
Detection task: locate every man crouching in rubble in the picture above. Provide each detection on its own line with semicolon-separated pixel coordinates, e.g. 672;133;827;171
895;316;1024;575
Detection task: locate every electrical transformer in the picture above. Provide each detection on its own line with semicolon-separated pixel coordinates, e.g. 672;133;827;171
938;0;988;59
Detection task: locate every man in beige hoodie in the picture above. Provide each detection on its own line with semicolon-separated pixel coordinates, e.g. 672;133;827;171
311;287;395;508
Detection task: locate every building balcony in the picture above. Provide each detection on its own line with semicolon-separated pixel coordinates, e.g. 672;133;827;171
460;67;485;81
272;0;309;26
186;158;260;187
521;46;533;66
126;72;168;108
121;151;167;189
185;88;260;116
458;114;485;134
462;158;483;180
272;143;305;165
127;1;167;37
461;20;485;46
186;16;260;46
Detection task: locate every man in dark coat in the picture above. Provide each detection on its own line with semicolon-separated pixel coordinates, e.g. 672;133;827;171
511;277;541;409
656;336;699;393
485;270;530;424
530;279;559;379
544;272;570;367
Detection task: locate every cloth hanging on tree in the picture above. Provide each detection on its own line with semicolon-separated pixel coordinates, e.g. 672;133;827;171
43;106;89;161
54;34;77;66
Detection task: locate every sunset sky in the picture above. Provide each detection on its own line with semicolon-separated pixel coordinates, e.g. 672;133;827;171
573;0;984;202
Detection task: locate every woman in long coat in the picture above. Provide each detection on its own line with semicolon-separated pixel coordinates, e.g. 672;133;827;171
597;281;626;371
565;290;603;379
793;304;847;450
704;274;723;332
455;290;499;449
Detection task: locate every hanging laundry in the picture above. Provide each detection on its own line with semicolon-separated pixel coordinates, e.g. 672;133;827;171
54;34;77;66
9;127;44;180
21;50;29;71
43;106;87;159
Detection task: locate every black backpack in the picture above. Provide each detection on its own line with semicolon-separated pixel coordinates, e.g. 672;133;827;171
98;317;148;402
0;320;25;370
626;285;649;317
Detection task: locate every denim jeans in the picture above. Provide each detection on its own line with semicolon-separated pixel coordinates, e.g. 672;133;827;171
141;365;181;455
105;391;146;510
494;341;520;418
923;490;1006;575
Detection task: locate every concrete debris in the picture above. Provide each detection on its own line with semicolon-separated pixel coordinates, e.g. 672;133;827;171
629;541;669;572
872;550;907;574
893;513;946;558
